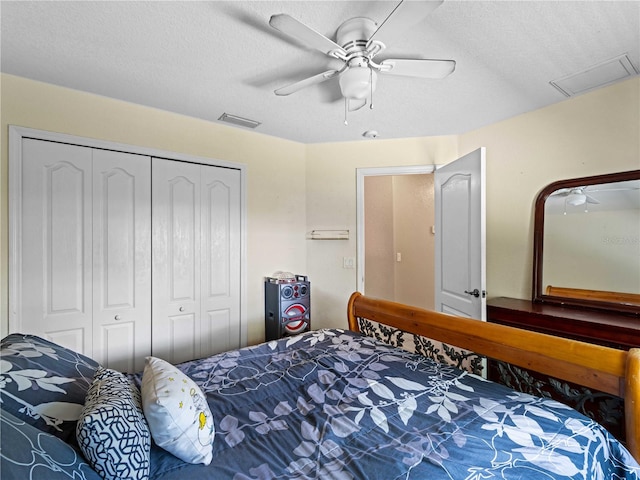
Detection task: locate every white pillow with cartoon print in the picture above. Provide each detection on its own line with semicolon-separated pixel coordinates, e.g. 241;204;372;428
140;356;215;465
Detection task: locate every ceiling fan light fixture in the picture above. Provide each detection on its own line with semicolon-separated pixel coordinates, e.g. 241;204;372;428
339;66;377;100
566;192;587;206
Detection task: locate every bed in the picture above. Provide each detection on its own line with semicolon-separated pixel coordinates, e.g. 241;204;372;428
1;292;639;479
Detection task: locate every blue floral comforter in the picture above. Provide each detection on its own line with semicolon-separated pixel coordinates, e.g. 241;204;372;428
141;329;640;480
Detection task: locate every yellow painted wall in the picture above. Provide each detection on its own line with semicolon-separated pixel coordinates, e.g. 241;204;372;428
0;74;308;343
458;77;640;301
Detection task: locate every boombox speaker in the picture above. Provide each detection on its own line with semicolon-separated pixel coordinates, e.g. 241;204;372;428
265;275;310;341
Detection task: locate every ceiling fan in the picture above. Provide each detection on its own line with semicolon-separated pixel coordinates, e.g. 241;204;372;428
269;0;455;122
550;182;640;212
551;187;601;207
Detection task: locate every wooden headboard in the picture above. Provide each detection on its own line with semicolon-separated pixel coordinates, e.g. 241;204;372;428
346;292;640;463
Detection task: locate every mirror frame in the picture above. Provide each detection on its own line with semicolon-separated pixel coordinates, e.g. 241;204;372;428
532;169;640;316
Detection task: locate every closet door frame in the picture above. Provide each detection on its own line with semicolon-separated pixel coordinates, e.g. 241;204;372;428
8;126;247;349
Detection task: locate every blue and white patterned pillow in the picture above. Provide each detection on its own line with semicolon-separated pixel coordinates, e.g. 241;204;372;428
76;367;151;480
1;408;102;480
0;333;99;441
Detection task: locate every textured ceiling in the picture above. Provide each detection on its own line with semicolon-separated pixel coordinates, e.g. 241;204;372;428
2;1;639;144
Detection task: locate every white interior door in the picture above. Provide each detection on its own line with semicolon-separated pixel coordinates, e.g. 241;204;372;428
19;139;93;354
92;149;151;373
434;148;486;320
152;158;202;364
152;159;242;363
200;167;241;356
17;140;152;370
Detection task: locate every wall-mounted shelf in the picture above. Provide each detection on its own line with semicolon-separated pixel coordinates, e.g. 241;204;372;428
308;230;349;240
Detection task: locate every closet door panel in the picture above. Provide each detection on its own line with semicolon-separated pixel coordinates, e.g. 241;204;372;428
100;322;135;373
200;167;241;356
20;139;93;355
169;314;198;364
169;177;198;302
205;180;231;297
152;158;201;363
92;150;151;372
204;309;232;355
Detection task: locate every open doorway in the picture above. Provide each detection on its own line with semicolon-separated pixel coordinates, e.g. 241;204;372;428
357;148;486;320
356;166;436;310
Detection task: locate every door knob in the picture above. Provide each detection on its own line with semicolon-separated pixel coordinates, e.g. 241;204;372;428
464;289;480;298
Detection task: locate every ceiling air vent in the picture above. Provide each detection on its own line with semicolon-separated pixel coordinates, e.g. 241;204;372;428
218;113;261;129
550;54;639;97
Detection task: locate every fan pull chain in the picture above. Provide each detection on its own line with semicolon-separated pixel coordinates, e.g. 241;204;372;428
344;98;348;125
370;68;374;110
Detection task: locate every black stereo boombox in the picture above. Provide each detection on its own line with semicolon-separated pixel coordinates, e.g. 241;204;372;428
264;275;310;341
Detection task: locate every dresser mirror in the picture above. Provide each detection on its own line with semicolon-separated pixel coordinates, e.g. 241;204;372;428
532;169;640;315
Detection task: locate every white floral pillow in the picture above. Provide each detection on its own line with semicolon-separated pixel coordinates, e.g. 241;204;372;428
141;357;214;465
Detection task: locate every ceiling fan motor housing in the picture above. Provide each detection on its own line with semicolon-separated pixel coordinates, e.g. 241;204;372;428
336;17;377;52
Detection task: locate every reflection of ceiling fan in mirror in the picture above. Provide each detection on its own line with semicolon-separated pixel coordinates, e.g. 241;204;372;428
269;0;455;123
551;187;600;206
550;182;640;210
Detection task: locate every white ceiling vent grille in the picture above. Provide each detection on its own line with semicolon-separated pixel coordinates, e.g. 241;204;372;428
550;54;639;97
218;113;261;129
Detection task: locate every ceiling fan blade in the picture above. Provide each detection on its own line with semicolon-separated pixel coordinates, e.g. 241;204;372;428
269;14;346;59
274;69;340;96
368;0;444;45
586;194;601;204
379;58;455;78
